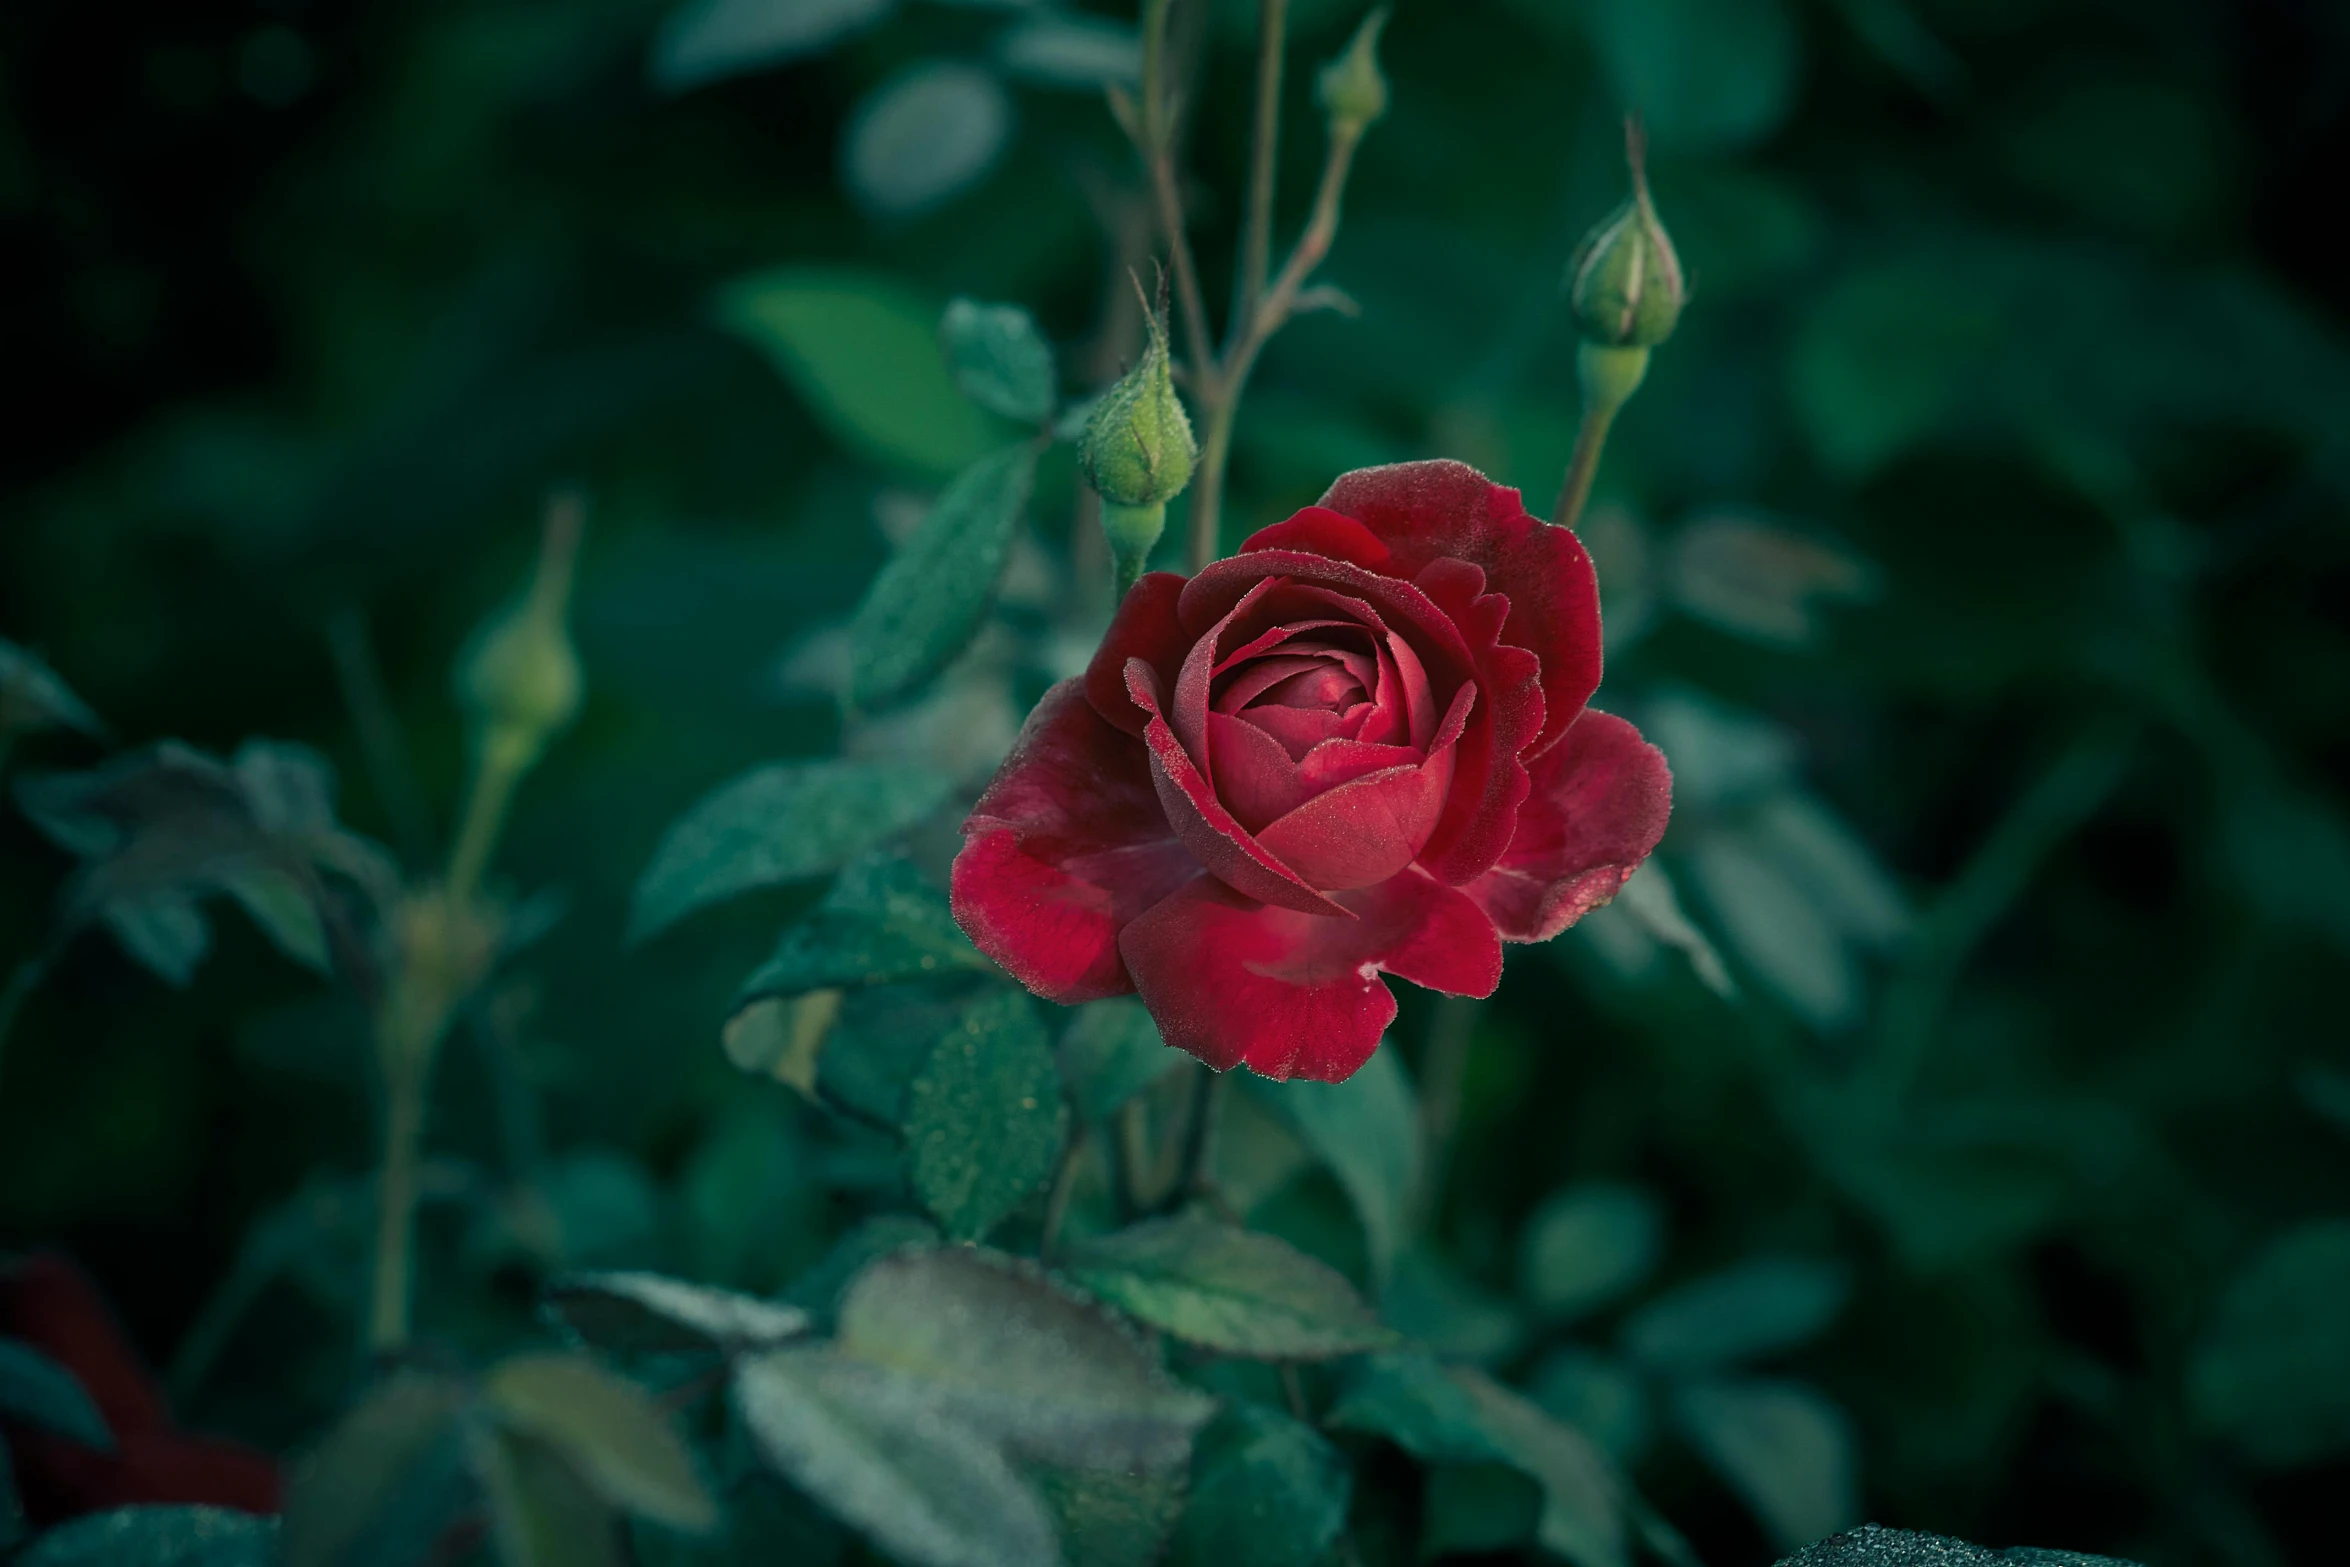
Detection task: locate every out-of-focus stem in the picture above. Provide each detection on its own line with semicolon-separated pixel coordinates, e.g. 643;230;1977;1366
1236;0;1289;320
366;1039;429;1356
1171;1062;1228;1207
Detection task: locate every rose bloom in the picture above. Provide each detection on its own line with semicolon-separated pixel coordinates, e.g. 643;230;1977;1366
952;460;1670;1082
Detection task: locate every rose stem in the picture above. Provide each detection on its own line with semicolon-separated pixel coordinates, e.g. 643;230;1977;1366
1125;0;1370;575
1170;1061;1229;1209
1550;397;1618;531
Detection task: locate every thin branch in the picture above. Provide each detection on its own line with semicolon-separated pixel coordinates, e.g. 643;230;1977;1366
1235;0;1290;329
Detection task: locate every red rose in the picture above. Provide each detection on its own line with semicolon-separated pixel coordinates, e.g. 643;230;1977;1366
951;460;1671;1081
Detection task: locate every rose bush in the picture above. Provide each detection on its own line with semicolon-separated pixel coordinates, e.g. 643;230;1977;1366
952;460;1672;1081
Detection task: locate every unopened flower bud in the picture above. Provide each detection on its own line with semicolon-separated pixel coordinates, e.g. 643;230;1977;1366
1317;8;1391;138
1080;306;1195;511
1566;123;1685;351
459;494;585;773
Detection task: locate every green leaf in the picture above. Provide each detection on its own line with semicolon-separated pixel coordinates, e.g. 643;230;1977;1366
1421;1463;1544;1557
842;64;1013;220
0;637;105;741
847;443;1039;711
1328;1352;1630;1567
475;1428;625;1567
1527;1347;1652;1462
734;1346;1061;1567
940;300;1056;426
1246;1041;1419;1282
15;739;390;985
1167;1402;1350;1567
1063;1215;1398;1359
628;760;949;942
652;0;895;93
541;1272;810;1357
1383;1249;1526;1365
1030;1463;1185;1567
1621;1257;1848;1374
223;867;330;973
834;1245;1214;1469
902;986;1067;1242
1774;1529;2147;1567
1520;1183;1666;1324
996;13;1142;90
715;267;1004;476
1670;1378;1858;1551
16;1508;277;1566
283;1372;474;1567
1580;0;1799;152
781;1214;940;1328
483;1355;717;1533
1059;999;1182;1125
0;1337;112;1449
2188;1219;2350;1466
736;856;988;1008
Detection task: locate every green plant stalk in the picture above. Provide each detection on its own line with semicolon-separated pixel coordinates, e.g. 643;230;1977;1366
1186;122;1365;571
1104;499;1167;600
1551;342;1650;530
366;1030;432;1356
1170;1062;1229;1208
444;735;527;913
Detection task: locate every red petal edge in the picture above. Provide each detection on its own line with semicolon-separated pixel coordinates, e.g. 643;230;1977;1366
1119;868;1502;1083
1464;708;1672;943
1312;460;1604;757
952;680;1199;1001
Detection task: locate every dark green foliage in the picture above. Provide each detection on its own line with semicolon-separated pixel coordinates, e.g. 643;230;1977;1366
627;760;949;941
4;0;2347;1563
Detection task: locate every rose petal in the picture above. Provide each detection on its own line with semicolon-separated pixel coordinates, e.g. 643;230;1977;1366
1240;505;1393;570
1120;869;1501;1081
1252;684;1472;888
1128;661;1349;916
1086;571;1191;737
1236;702;1354;760
1410;555;1544;884
1311;460;1604;756
1464;708;1672;942
952;680;1199;1001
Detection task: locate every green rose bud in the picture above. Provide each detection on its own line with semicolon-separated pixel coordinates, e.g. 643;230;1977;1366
1080;305;1196;512
1565;123;1685;351
1317;8;1391;139
458;495;585;774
